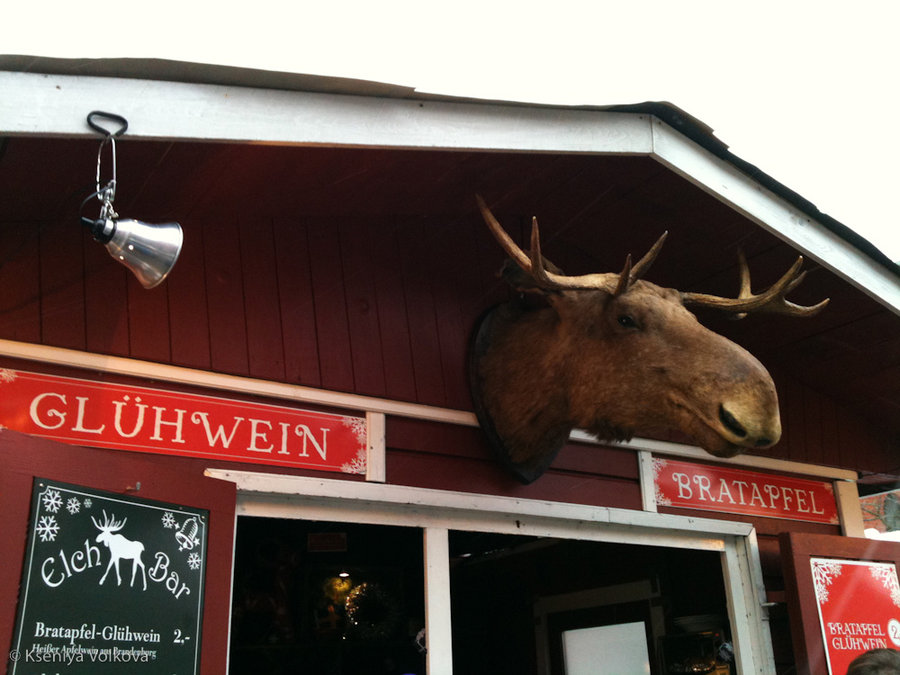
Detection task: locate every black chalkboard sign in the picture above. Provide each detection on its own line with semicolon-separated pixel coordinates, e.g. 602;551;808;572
9;478;208;674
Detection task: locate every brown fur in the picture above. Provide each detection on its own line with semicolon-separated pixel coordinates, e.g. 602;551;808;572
470;278;781;483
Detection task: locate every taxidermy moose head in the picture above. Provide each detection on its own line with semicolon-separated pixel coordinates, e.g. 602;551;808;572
469;196;829;483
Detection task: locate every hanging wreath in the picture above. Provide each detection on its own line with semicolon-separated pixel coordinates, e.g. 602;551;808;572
344;582;400;640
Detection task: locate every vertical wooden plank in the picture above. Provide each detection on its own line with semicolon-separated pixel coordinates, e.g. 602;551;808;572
783;377;806;463
306;218;355;392
39;219;85;350
127;275;172;363
340;218;387;398
167;218;211;369
239;216;285;381
423;527;454;675
399;218;446;407
427;216;476;409
819;395;841;469
370;218;417;402
0;221;41;343
203;217;249;376
802;387;824;467
84;232;130;356
273;217;321;387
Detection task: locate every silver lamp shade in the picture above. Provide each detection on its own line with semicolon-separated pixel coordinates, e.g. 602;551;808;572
86;217;184;289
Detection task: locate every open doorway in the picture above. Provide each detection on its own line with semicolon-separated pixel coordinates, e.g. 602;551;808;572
230;517;427;675
214;470;772;674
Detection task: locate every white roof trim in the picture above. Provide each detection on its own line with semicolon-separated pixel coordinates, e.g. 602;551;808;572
206;468;753;546
2;69;898;313
0;70;651;152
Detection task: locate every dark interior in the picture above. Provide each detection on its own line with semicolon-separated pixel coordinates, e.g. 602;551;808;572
229;517;733;675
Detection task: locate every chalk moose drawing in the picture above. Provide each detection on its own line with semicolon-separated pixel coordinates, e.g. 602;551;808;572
92;510;148;591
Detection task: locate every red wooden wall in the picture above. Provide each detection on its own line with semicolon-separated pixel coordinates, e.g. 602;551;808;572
1;134;896;480
0;207;891;476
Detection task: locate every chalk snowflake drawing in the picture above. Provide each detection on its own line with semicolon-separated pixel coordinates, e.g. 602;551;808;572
42;488;63;513
66;497;81;515
83;498;92;509
187;552;202;571
161;512;177;529
36;515;60;542
811;559;844;605
869;565;900;608
652;458;671;506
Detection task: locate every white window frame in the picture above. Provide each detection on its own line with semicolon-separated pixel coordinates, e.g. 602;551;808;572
207;468;776;675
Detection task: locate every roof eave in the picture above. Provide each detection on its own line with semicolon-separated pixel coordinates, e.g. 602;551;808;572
2;58;897;312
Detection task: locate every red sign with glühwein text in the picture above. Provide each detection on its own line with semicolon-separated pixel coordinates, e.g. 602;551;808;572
811;558;900;674
0;368;367;475
653;457;839;524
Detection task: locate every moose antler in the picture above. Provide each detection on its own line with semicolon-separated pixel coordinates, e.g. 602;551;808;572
91;510;127;532
680;250;830;317
476;195;666;295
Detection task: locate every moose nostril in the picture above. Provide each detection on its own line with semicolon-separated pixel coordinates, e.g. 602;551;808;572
719;405;747;438
755;437;773;448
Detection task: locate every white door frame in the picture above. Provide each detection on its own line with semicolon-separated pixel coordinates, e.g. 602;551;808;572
207;469;775;675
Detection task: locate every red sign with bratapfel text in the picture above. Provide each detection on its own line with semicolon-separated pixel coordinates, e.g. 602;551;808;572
0;368;367;475
653;457;839;524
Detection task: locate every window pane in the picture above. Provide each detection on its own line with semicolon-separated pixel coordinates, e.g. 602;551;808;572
231;517;426;675
449;532;731;675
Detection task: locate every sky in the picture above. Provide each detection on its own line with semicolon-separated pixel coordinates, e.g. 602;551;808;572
6;1;900;260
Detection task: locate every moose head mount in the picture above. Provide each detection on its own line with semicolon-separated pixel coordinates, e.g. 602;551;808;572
469;195;829;484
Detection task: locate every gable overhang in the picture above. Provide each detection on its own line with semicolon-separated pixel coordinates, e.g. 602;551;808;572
2;65;898;315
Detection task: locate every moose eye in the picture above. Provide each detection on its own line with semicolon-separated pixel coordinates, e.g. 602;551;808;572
617;314;639;329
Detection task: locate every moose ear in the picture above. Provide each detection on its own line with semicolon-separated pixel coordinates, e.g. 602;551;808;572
499;256;566;294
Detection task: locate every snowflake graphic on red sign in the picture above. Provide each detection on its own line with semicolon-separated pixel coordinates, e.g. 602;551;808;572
811;557;900;674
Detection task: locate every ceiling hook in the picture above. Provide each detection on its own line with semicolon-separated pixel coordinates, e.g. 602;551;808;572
86;110;129;137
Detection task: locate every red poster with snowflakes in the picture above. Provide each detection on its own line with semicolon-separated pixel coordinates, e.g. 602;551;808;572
0;368;368;475
810;557;900;674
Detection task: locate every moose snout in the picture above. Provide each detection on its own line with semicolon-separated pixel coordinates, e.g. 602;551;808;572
718;401;781;449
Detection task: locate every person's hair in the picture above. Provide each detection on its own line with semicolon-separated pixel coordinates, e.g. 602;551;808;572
846;648;900;675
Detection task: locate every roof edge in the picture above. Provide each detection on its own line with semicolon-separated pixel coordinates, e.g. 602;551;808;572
2;55;896;279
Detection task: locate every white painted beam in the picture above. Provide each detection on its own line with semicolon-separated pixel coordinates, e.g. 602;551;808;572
365;411;386;483
651;118;900;315
423;528;453;675
0;70;652;153
721;535;777;674
834;479;866;537
212;468;753;547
